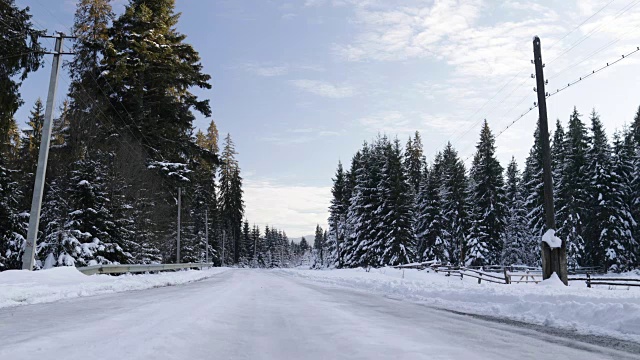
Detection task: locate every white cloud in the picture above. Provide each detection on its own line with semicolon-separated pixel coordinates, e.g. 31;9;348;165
243;179;330;237
243;63;289;77
359;111;413;134
290;79;357;98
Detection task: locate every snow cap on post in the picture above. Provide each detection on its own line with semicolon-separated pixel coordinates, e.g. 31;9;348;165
542;229;562;248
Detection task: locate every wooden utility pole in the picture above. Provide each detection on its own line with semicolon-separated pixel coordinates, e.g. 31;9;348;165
177;187;182;263
205;208;209;264
222;230;226;267
532;36;568;285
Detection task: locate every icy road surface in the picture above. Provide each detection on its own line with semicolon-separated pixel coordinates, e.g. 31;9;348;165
0;269;638;360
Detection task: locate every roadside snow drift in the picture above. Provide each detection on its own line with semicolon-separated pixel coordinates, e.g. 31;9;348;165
279;268;640;343
0;266;229;309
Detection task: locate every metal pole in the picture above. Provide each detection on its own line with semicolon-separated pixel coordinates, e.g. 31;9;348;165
22;35;64;270
533;36;568;285
177;187;181;263
205;208;209;264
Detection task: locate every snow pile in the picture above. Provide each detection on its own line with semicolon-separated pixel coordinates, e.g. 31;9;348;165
539;272;566;287
0;266;229;309
279;268;640;342
542;229;562;248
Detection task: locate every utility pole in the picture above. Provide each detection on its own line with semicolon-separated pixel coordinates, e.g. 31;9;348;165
22;34;72;271
533;36;568;285
205;208;209;264
177;187;181;263
221;230;226;267
253;229;257;261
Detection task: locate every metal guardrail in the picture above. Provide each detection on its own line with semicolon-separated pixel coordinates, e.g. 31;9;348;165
77;263;214;275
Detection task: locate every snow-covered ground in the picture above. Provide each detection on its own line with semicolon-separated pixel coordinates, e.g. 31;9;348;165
1;269;637;360
278;267;640;343
0;266;229;309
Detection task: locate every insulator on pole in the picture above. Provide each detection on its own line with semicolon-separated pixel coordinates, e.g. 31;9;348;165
545;79;548;85
531;74;535;78
533;87;537;92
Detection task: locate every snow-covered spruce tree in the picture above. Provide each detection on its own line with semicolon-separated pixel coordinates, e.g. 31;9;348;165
415;156;445;262
583;110;612;267
404;131;426;195
345;142;382;268
340;151;361;267
550;119;566;238
374;138;414;266
250;225;261;267
501;157;533;266
312;224;325;268
219;134;244;264
0;0;43;146
328;161;348;268
521;119;545;266
557;107;590;267
439;143;470;266
62;154;131;266
605;131;638;271
467;121;507;266
0;158;25;270
239;221;251;267
630;106;640;253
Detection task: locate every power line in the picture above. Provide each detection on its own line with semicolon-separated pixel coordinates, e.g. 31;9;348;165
547;0;617;50
463;44;639;164
547;46;640;99
548;25;638;81
548;0;640;65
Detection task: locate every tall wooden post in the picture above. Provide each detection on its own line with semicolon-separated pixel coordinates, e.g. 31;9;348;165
533;36;568;285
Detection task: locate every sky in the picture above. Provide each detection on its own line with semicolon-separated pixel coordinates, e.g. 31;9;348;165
13;0;640;237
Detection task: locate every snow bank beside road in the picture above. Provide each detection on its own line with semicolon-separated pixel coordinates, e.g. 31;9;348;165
0;266;229;309
279;268;640;342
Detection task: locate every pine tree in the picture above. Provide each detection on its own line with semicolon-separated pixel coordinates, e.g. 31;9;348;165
20;98;44;163
219;134;244;264
313;224;325;267
439;143;469;265
0;161;25;270
630;107;640;251
404;131;425;194
102;0;212;159
583;110;612;267
63;154;131;266
605;132;638;271
328;161;348;267
0;0;43;152
375;138;414;265
558;107;590;267
467;121;506;266
551;119;566;236
415;157;445;262
522;119;545;266
501;157;534;265
345;143;382;268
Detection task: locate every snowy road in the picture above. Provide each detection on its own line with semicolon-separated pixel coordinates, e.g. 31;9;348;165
0;269;638;360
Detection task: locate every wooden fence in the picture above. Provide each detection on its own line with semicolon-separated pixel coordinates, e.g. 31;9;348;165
568;273;640;288
392;262;640;288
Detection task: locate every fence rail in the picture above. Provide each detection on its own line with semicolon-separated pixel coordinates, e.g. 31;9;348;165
77;263;214;275
568;274;640;288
